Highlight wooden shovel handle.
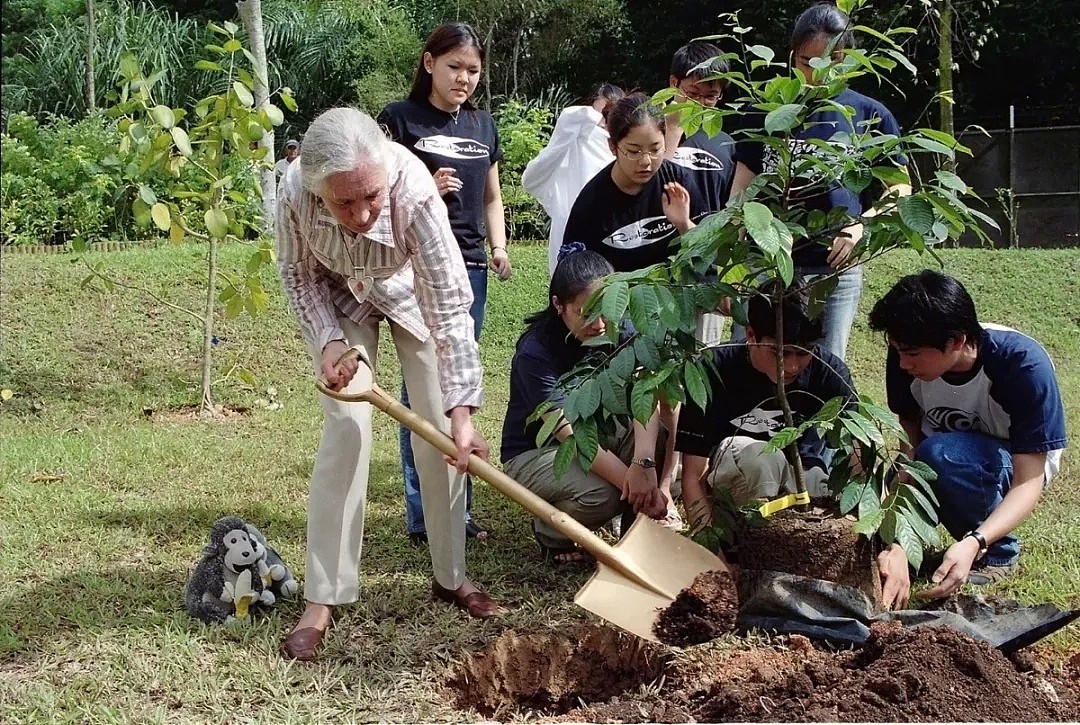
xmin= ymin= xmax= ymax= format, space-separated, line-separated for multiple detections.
xmin=314 ymin=347 xmax=668 ymax=596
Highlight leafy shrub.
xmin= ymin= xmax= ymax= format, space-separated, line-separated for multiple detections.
xmin=0 ymin=112 xmax=139 ymax=245
xmin=494 ymin=97 xmax=553 ymax=241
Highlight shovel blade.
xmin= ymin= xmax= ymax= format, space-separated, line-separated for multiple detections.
xmin=574 ymin=516 xmax=730 ymax=643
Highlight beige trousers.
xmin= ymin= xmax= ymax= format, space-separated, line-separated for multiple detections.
xmin=707 ymin=435 xmax=830 ymax=506
xmin=303 ymin=315 xmax=466 ymax=604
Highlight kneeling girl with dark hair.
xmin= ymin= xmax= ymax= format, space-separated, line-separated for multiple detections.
xmin=500 ymin=251 xmax=668 ymax=564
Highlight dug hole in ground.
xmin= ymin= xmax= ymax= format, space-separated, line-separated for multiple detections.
xmin=442 ymin=508 xmax=1080 ymax=722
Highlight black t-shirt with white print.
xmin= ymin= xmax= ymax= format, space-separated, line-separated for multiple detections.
xmin=378 ymin=98 xmax=503 ymax=267
xmin=562 ymin=159 xmax=712 ymax=272
xmin=672 ymin=129 xmax=735 ymax=212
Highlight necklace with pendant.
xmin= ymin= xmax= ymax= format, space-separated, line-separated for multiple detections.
xmin=450 ymin=108 xmax=460 ymax=125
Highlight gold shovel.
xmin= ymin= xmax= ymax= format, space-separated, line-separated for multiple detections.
xmin=316 ymin=347 xmax=729 ymax=643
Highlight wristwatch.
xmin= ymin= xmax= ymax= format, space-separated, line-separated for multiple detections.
xmin=631 ymin=457 xmax=657 ymax=470
xmin=963 ymin=530 xmax=989 ymax=560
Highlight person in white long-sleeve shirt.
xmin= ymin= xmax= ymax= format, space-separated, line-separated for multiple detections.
xmin=522 ymin=83 xmax=623 ymax=275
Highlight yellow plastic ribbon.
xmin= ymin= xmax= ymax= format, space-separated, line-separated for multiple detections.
xmin=757 ymin=490 xmax=811 ymax=517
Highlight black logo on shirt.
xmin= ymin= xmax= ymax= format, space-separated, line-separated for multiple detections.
xmin=925 ymin=406 xmax=986 ymax=434
xmin=672 ymin=147 xmax=725 ymax=172
xmin=415 ymin=135 xmax=490 ymax=160
xmin=731 ymin=407 xmax=784 ymax=434
xmin=603 ymin=216 xmax=675 ymax=249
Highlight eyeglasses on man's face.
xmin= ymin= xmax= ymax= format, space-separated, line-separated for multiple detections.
xmin=617 ymin=146 xmax=665 ymax=162
xmin=677 ymin=80 xmax=722 ymax=105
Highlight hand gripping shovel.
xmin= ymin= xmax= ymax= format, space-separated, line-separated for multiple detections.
xmin=316 ymin=347 xmax=729 ymax=642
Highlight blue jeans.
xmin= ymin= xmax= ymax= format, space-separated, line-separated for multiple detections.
xmin=916 ymin=432 xmax=1020 ymax=567
xmin=401 ymin=265 xmax=487 ymax=534
xmin=731 ymin=264 xmax=863 ymax=361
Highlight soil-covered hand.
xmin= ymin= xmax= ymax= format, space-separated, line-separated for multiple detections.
xmin=447 ymin=406 xmax=489 ymax=473
xmin=877 ymin=543 xmax=911 ymax=610
xmin=918 ymin=536 xmax=981 ymax=601
xmin=661 ymin=181 xmax=692 ymax=233
xmin=320 ymin=340 xmax=357 ymax=392
xmin=489 ymin=247 xmax=512 ymax=280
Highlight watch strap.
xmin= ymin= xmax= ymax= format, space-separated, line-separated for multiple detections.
xmin=964 ymin=529 xmax=989 ymax=559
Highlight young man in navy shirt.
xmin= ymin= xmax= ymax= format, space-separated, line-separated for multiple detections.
xmin=870 ymin=270 xmax=1067 ymax=609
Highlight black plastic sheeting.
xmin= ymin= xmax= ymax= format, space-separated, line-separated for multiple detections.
xmin=736 ymin=570 xmax=1079 ymax=653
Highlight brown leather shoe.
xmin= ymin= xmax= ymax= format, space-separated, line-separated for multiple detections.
xmin=432 ymin=581 xmax=504 ymax=619
xmin=283 ymin=625 xmax=328 ymax=661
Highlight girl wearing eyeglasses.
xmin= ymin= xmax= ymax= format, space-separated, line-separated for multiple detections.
xmin=561 ymin=92 xmax=712 ymax=273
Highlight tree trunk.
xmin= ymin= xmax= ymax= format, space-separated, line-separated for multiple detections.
xmin=938 ymin=0 xmax=955 ymax=173
xmin=511 ymin=27 xmax=522 ymax=98
xmin=237 ymin=0 xmax=276 ymax=233
xmin=772 ymin=286 xmax=807 ymax=496
xmin=200 ymin=237 xmax=218 ymax=416
xmin=85 ymin=0 xmax=96 ymax=112
xmin=483 ymin=25 xmax=495 ymax=110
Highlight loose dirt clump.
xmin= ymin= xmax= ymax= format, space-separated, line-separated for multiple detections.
xmin=654 ymin=569 xmax=738 ymax=647
xmin=444 ymin=623 xmax=666 ymax=716
xmin=738 ymin=508 xmax=882 ymax=606
xmin=694 ymin=622 xmax=1068 ymax=722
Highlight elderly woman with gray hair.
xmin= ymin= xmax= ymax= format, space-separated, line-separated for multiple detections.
xmin=276 ymin=107 xmax=502 ymax=661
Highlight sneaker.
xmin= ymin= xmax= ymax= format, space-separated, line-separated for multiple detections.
xmin=967 ymin=561 xmax=1015 ymax=586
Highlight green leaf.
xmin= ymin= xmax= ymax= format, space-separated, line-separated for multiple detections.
xmin=575 ymin=378 xmax=601 ymax=418
xmin=535 ymin=410 xmax=562 ymax=447
xmin=763 ymin=427 xmax=800 ymax=453
xmin=226 ymin=295 xmax=245 ymax=318
xmin=170 ymin=127 xmax=193 ymax=157
xmin=894 ymin=515 xmax=924 ymax=572
xmin=629 ymin=285 xmax=660 ymax=335
xmin=747 ymin=45 xmax=775 ymax=63
xmin=858 ymin=482 xmax=882 ymax=520
xmin=169 ymin=223 xmax=185 ymax=244
xmin=852 ymin=507 xmax=885 ymax=535
xmin=610 ymin=345 xmax=636 ymax=380
xmin=909 ymin=135 xmax=956 ymax=158
xmin=882 ymin=49 xmax=917 ymax=76
xmin=630 ymin=380 xmax=656 ymax=426
xmin=232 ymin=81 xmax=254 ymax=107
xmin=150 ymin=105 xmax=176 ymax=129
xmin=742 ymin=201 xmax=775 ymax=249
xmin=204 ymin=208 xmax=229 ymax=239
xmin=264 ymin=104 xmax=284 ymax=126
xmin=775 ymin=250 xmax=794 ymax=286
xmin=839 ymin=481 xmax=866 ymax=515
xmin=683 ymin=361 xmax=709 ymax=410
xmin=223 ymin=38 xmax=243 ymax=53
xmin=194 ymin=60 xmax=223 ymax=72
xmin=871 ymin=165 xmax=911 ymax=187
xmin=279 ymin=89 xmax=298 ymax=113
xmin=599 ymin=371 xmax=628 ymax=415
xmin=934 ymin=170 xmax=968 ymax=193
xmin=574 ymin=416 xmax=600 ymax=469
xmin=138 ymin=185 xmax=157 ymax=205
xmin=764 ymin=103 xmax=802 ymax=134
xmin=917 ymin=128 xmax=971 ymax=155
xmin=602 ymin=280 xmax=630 ymax=324
xmin=633 ymin=336 xmax=661 ymax=370
xmin=553 ymin=438 xmax=577 ymax=479
xmin=898 ymin=195 xmax=935 ymax=234
xmin=150 ymin=203 xmax=171 ymax=231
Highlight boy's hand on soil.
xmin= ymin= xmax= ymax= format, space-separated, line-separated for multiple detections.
xmin=878 ymin=544 xmax=911 ymax=610
xmin=623 ymin=466 xmax=664 ymax=516
xmin=918 ymin=537 xmax=981 ymax=601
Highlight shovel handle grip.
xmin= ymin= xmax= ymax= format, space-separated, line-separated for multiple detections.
xmin=314 ymin=348 xmax=666 ymax=595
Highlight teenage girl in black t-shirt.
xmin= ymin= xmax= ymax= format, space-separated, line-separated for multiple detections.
xmin=561 ymin=93 xmax=711 ymax=273
xmin=379 ymin=23 xmax=510 ymax=543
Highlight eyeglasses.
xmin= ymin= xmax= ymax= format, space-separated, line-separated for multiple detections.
xmin=677 ymin=82 xmax=722 ymax=105
xmin=617 ymin=146 xmax=665 ymax=162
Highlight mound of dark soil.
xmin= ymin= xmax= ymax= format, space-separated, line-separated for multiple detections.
xmin=444 ymin=624 xmax=665 ymax=716
xmin=654 ymin=569 xmax=738 ymax=647
xmin=695 ymin=622 xmax=1068 ymax=722
xmin=738 ymin=508 xmax=882 ymax=606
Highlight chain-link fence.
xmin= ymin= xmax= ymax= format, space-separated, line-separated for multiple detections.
xmin=945 ymin=121 xmax=1079 ymax=248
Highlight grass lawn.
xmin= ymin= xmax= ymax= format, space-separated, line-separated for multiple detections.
xmin=1 ymin=242 xmax=1078 ymax=722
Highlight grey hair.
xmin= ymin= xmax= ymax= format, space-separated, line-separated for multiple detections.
xmin=299 ymin=107 xmax=391 ymax=196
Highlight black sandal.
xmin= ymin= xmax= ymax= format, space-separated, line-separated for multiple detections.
xmin=408 ymin=531 xmax=428 ymax=546
xmin=533 ymin=522 xmax=592 ymax=566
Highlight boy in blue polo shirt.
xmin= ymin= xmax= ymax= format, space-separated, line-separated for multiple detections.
xmin=869 ymin=270 xmax=1066 ymax=609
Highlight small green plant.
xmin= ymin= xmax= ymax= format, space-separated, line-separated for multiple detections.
xmin=536 ymin=0 xmax=998 ymax=568
xmin=494 ymin=97 xmax=553 ymax=240
xmin=77 ymin=20 xmax=295 ymax=416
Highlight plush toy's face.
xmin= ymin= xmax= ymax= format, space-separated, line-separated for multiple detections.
xmin=222 ymin=528 xmax=259 ymax=572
